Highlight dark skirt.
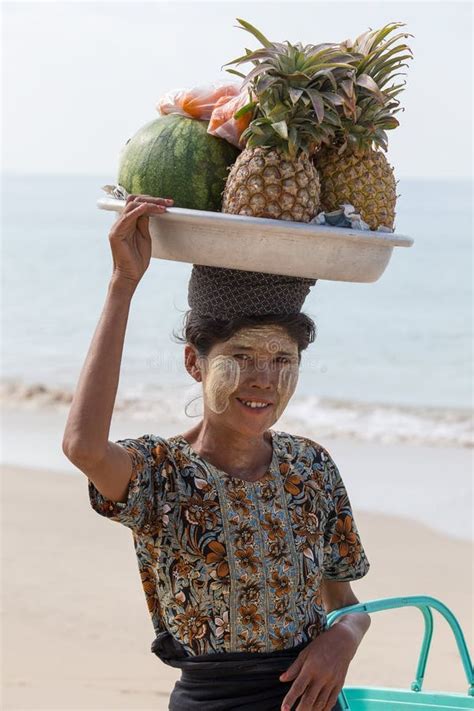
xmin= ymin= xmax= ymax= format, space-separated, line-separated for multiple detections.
xmin=151 ymin=631 xmax=344 ymax=711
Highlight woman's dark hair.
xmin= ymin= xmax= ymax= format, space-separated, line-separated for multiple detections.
xmin=173 ymin=310 xmax=316 ymax=361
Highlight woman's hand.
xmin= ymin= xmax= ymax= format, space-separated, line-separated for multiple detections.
xmin=109 ymin=193 xmax=173 ymax=288
xmin=279 ymin=625 xmax=357 ymax=711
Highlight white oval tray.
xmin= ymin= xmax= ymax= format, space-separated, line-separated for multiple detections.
xmin=97 ymin=197 xmax=413 ymax=283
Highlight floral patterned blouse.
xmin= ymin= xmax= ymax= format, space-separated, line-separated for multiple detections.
xmin=88 ymin=430 xmax=370 ymax=656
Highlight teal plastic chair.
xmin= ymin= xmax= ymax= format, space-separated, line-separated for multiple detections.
xmin=325 ymin=596 xmax=474 ymax=709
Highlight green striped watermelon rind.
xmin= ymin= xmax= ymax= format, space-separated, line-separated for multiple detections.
xmin=118 ymin=114 xmax=240 ymax=212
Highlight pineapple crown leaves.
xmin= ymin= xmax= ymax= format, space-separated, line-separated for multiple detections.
xmin=223 ymin=18 xmax=357 ymax=158
xmin=335 ymin=22 xmax=414 ymax=153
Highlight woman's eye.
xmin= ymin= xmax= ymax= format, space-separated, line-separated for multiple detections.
xmin=234 ymin=354 xmax=292 ymax=364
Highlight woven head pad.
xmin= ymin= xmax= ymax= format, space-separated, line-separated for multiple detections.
xmin=188 ymin=265 xmax=316 ymax=319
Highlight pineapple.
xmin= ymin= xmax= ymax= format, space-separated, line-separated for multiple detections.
xmin=222 ymin=147 xmax=319 ymax=222
xmin=315 ymin=23 xmax=413 ymax=230
xmin=222 ymin=19 xmax=355 ymax=222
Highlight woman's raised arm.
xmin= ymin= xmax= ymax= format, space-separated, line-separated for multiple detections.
xmin=62 ymin=195 xmax=172 ymax=486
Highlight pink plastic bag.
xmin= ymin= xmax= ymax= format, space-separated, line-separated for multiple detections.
xmin=207 ymin=90 xmax=255 ymax=149
xmin=156 ymin=82 xmax=240 ymax=120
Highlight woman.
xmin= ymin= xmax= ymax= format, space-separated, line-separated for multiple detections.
xmin=63 ymin=194 xmax=371 ymax=711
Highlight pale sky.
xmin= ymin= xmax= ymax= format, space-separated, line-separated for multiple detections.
xmin=2 ymin=0 xmax=472 ymax=178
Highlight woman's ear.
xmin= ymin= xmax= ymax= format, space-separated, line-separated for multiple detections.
xmin=184 ymin=344 xmax=203 ymax=382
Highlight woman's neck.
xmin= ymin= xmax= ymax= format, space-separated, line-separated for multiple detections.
xmin=180 ymin=420 xmax=273 ymax=482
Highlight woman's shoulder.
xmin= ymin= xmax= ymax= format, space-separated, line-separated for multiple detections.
xmin=272 ymin=430 xmax=337 ymax=498
xmin=114 ymin=434 xmax=197 ymax=490
xmin=115 ymin=433 xmax=175 ymax=468
xmin=135 ymin=433 xmax=202 ymax=471
xmin=272 ymin=429 xmax=334 ymax=465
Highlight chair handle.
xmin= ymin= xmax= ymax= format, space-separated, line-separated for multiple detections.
xmin=325 ymin=595 xmax=474 ymax=699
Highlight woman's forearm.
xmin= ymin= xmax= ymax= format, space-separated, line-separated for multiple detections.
xmin=62 ymin=276 xmax=137 ymax=463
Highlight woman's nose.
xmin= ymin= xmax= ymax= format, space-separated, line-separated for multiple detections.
xmin=245 ymin=361 xmax=274 ymax=388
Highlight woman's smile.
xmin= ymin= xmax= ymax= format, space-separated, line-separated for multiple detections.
xmin=236 ymin=396 xmax=274 ymax=413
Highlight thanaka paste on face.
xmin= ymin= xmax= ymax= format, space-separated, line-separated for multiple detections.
xmin=200 ymin=355 xmax=241 ymax=414
xmin=200 ymin=326 xmax=299 ymax=417
xmin=274 ymin=363 xmax=299 ymax=420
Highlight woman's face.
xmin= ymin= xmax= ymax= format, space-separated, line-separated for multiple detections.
xmin=195 ymin=326 xmax=300 ymax=434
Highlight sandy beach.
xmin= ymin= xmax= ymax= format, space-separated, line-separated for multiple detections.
xmin=3 ymin=435 xmax=472 ymax=710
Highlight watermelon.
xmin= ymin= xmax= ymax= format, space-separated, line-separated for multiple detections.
xmin=117 ymin=114 xmax=240 ymax=211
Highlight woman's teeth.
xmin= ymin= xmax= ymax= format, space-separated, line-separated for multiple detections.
xmin=239 ymin=399 xmax=270 ymax=409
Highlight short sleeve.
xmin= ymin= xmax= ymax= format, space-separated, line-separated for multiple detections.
xmin=88 ymin=434 xmax=166 ymax=534
xmin=321 ymin=451 xmax=370 ymax=582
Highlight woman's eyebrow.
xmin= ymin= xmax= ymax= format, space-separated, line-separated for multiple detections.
xmin=231 ymin=344 xmax=295 ymax=357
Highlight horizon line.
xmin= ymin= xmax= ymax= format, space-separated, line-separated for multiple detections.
xmin=2 ymin=172 xmax=472 ymax=182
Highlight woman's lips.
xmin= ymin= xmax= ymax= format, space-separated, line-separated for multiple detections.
xmin=236 ymin=397 xmax=273 ymax=414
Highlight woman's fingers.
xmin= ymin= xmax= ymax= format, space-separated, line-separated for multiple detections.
xmin=295 ymin=684 xmax=340 ymax=711
xmin=110 ymin=202 xmax=161 ymax=235
xmin=321 ymin=689 xmax=341 ymax=711
xmin=281 ymin=674 xmax=311 ymax=711
xmin=123 ymin=202 xmax=166 ymax=219
xmin=121 ymin=194 xmax=173 ymax=219
xmin=125 ymin=193 xmax=173 ymax=207
xmin=294 ymin=680 xmax=321 ymax=710
xmin=280 ymin=655 xmax=304 ymax=683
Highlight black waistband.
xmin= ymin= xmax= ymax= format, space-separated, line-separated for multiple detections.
xmin=153 ymin=632 xmax=344 ymax=711
xmin=151 ymin=630 xmax=310 ymax=674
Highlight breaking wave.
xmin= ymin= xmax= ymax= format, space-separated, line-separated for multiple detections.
xmin=1 ymin=378 xmax=471 ymax=448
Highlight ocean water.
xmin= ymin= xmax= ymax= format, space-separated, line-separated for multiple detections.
xmin=1 ymin=174 xmax=472 ymax=447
